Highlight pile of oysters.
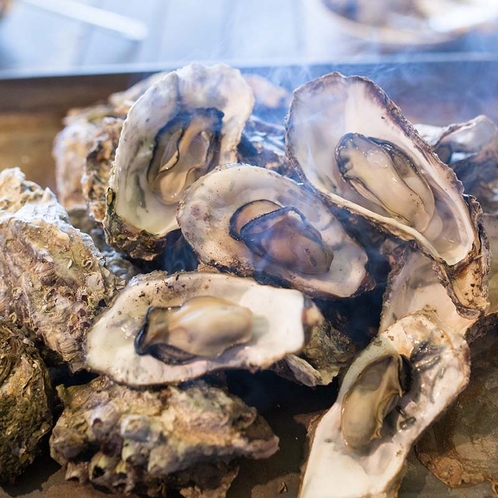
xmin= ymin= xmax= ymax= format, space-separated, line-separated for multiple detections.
xmin=1 ymin=62 xmax=498 ymax=497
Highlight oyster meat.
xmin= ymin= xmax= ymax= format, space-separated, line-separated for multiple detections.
xmin=286 ymin=72 xmax=489 ymax=317
xmin=0 ymin=320 xmax=53 ymax=483
xmin=0 ymin=168 xmax=118 ymax=370
xmin=177 ymin=163 xmax=372 ymax=299
xmin=104 ymin=63 xmax=255 ymax=260
xmin=300 ymin=311 xmax=470 ymax=498
xmin=50 ymin=376 xmax=278 ymax=497
xmin=85 ymin=271 xmax=324 ymax=386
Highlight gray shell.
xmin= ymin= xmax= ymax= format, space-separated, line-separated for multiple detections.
xmin=50 ymin=376 xmax=278 ymax=497
xmin=0 ymin=320 xmax=53 ymax=484
xmin=0 ymin=168 xmax=118 ymax=370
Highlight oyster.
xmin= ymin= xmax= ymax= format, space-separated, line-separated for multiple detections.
xmin=85 ymin=271 xmax=323 ymax=386
xmin=53 ymin=103 xmax=120 ymax=210
xmin=0 ymin=320 xmax=53 ymax=483
xmin=417 ymin=115 xmax=498 ymax=214
xmin=177 ymin=164 xmax=372 ymax=299
xmin=81 ymin=116 xmax=123 ymax=223
xmin=300 ymin=311 xmax=470 ymax=498
xmin=286 ymin=72 xmax=489 ymax=317
xmin=104 ymin=63 xmax=255 ymax=260
xmin=50 ymin=376 xmax=278 ymax=497
xmin=0 ymin=168 xmax=118 ymax=370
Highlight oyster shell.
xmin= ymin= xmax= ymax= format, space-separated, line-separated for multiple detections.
xmin=85 ymin=271 xmax=323 ymax=386
xmin=50 ymin=376 xmax=278 ymax=497
xmin=81 ymin=116 xmax=123 ymax=223
xmin=300 ymin=311 xmax=470 ymax=498
xmin=0 ymin=168 xmax=118 ymax=370
xmin=415 ymin=330 xmax=498 ymax=493
xmin=417 ymin=115 xmax=498 ymax=215
xmin=104 ymin=63 xmax=255 ymax=260
xmin=53 ymin=104 xmax=119 ymax=210
xmin=0 ymin=320 xmax=53 ymax=483
xmin=286 ymin=72 xmax=489 ymax=317
xmin=177 ymin=163 xmax=372 ymax=299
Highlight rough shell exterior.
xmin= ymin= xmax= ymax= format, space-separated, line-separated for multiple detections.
xmin=0 ymin=168 xmax=118 ymax=370
xmin=82 ymin=117 xmax=123 ymax=223
xmin=50 ymin=376 xmax=279 ymax=497
xmin=0 ymin=320 xmax=53 ymax=483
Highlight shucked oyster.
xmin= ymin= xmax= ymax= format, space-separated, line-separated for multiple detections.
xmin=85 ymin=271 xmax=323 ymax=386
xmin=300 ymin=311 xmax=470 ymax=498
xmin=0 ymin=320 xmax=53 ymax=483
xmin=177 ymin=164 xmax=372 ymax=299
xmin=286 ymin=72 xmax=489 ymax=317
xmin=0 ymin=168 xmax=118 ymax=370
xmin=50 ymin=376 xmax=278 ymax=497
xmin=104 ymin=63 xmax=255 ymax=260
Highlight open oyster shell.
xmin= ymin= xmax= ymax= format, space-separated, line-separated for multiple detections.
xmin=286 ymin=72 xmax=489 ymax=317
xmin=300 ymin=311 xmax=470 ymax=498
xmin=0 ymin=168 xmax=118 ymax=370
xmin=50 ymin=376 xmax=278 ymax=497
xmin=104 ymin=63 xmax=255 ymax=260
xmin=85 ymin=271 xmax=323 ymax=386
xmin=0 ymin=320 xmax=53 ymax=484
xmin=177 ymin=163 xmax=372 ymax=299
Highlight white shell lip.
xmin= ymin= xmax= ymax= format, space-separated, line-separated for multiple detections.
xmin=177 ymin=163 xmax=372 ymax=299
xmin=286 ymin=71 xmax=476 ymax=268
xmin=85 ymin=271 xmax=321 ymax=386
xmin=107 ymin=63 xmax=255 ymax=238
xmin=299 ymin=310 xmax=470 ymax=498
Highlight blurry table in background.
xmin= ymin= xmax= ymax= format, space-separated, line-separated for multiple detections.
xmin=1 ymin=0 xmax=498 ymax=77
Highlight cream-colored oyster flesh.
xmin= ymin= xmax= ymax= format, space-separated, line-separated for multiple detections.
xmin=85 ymin=271 xmax=323 ymax=386
xmin=0 ymin=168 xmax=118 ymax=370
xmin=50 ymin=376 xmax=278 ymax=497
xmin=300 ymin=311 xmax=470 ymax=498
xmin=286 ymin=72 xmax=489 ymax=317
xmin=177 ymin=163 xmax=372 ymax=299
xmin=104 ymin=63 xmax=255 ymax=260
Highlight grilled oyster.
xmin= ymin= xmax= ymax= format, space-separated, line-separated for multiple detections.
xmin=0 ymin=321 xmax=53 ymax=483
xmin=177 ymin=164 xmax=372 ymax=299
xmin=50 ymin=376 xmax=278 ymax=497
xmin=104 ymin=63 xmax=255 ymax=260
xmin=300 ymin=311 xmax=470 ymax=498
xmin=0 ymin=168 xmax=118 ymax=370
xmin=286 ymin=72 xmax=489 ymax=317
xmin=417 ymin=115 xmax=498 ymax=215
xmin=85 ymin=271 xmax=323 ymax=386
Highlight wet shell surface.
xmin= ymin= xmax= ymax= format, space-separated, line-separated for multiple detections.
xmin=85 ymin=271 xmax=323 ymax=386
xmin=177 ymin=163 xmax=372 ymax=299
xmin=104 ymin=63 xmax=255 ymax=260
xmin=300 ymin=311 xmax=470 ymax=498
xmin=286 ymin=72 xmax=489 ymax=317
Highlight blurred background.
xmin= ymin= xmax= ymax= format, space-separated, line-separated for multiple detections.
xmin=1 ymin=0 xmax=498 ymax=77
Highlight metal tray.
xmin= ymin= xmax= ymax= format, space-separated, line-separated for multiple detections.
xmin=0 ymin=56 xmax=497 ymax=498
